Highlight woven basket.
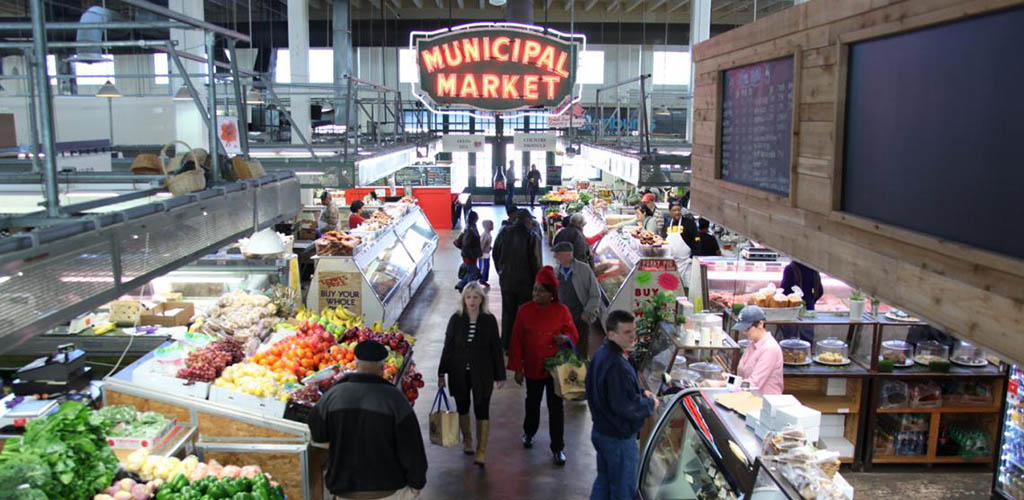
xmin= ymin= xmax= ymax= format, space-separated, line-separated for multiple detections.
xmin=160 ymin=141 xmax=206 ymax=196
xmin=130 ymin=153 xmax=163 ymax=175
xmin=232 ymin=155 xmax=266 ymax=180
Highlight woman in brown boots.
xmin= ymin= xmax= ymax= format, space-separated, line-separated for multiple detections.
xmin=438 ymin=281 xmax=507 ymax=466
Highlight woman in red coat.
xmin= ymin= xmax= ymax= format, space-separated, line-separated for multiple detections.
xmin=507 ymin=266 xmax=579 ymax=466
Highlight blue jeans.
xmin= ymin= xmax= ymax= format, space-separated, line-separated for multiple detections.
xmin=480 ymin=257 xmax=490 ymax=284
xmin=456 ymin=258 xmax=480 ymax=291
xmin=590 ymin=430 xmax=639 ymax=500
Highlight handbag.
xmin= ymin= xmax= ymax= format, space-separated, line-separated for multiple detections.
xmin=428 ymin=388 xmax=460 ymax=447
xmin=453 ymin=231 xmax=464 ymax=249
xmin=457 ymin=262 xmax=467 ymax=280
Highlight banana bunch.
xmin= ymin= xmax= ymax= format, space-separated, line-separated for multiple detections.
xmin=295 ymin=306 xmax=363 ymax=333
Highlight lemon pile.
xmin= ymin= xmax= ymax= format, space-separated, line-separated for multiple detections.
xmin=214 ymin=362 xmax=297 ymax=400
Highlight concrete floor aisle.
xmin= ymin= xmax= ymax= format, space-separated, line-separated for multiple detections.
xmin=396 ymin=205 xmax=598 ymax=500
xmin=393 ymin=205 xmax=993 ymax=500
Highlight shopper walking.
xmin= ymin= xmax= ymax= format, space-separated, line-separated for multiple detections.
xmin=438 ymin=282 xmax=506 ymax=466
xmin=492 ymin=209 xmax=542 ymax=350
xmin=734 ymin=306 xmax=784 ymax=395
xmin=586 ymin=310 xmax=658 ymax=500
xmin=507 ymin=266 xmax=580 ymax=466
xmin=309 ymin=341 xmax=427 ymax=500
xmin=526 ymin=164 xmax=542 ymax=206
xmin=455 ymin=211 xmax=482 ymax=292
xmin=553 ymin=213 xmax=598 ymax=265
xmin=505 ymin=161 xmax=517 ymax=214
xmin=552 ymin=241 xmax=604 ymax=359
xmin=479 ymin=219 xmax=494 ymax=287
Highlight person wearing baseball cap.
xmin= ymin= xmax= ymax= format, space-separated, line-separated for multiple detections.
xmin=733 ymin=306 xmax=784 ymax=395
xmin=309 ymin=340 xmax=428 ymax=499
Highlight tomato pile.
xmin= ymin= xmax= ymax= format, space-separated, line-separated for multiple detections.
xmin=250 ymin=321 xmax=356 ymax=379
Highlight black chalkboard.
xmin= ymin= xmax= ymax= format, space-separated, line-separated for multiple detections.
xmin=719 ymin=56 xmax=795 ymax=196
xmin=395 ymin=167 xmax=424 ymax=186
xmin=842 ymin=6 xmax=1024 ymax=261
xmin=546 ymin=164 xmax=562 ymax=187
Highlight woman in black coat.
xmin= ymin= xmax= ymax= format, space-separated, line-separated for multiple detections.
xmin=438 ymin=281 xmax=506 ymax=467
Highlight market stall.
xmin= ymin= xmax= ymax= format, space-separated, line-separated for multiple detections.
xmin=307 ymin=204 xmax=438 ymax=329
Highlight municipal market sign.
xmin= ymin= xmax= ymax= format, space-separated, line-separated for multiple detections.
xmin=411 ymin=23 xmax=585 ymax=117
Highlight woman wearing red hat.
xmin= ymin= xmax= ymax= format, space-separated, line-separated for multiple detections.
xmin=507 ymin=266 xmax=580 ymax=466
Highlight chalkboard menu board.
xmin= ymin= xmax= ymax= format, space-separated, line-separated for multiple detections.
xmin=423 ymin=166 xmax=451 ymax=186
xmin=719 ymin=56 xmax=795 ymax=196
xmin=546 ymin=164 xmax=562 ymax=187
xmin=395 ymin=167 xmax=423 ymax=186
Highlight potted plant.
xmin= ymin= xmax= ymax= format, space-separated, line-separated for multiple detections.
xmin=870 ymin=296 xmax=881 ymax=318
xmin=849 ymin=289 xmax=866 ymax=321
xmin=633 ymin=291 xmax=684 ymax=370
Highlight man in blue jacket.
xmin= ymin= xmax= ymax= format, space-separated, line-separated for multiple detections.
xmin=585 ymin=310 xmax=659 ymax=500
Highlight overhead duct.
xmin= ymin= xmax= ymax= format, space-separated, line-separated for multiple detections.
xmin=69 ymin=6 xmax=125 ymax=63
xmin=505 ymin=0 xmax=534 ymax=25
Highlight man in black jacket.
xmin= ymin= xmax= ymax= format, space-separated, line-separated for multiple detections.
xmin=309 ymin=341 xmax=427 ymax=499
xmin=492 ymin=209 xmax=541 ymax=350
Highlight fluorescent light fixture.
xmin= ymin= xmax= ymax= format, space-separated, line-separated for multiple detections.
xmin=151 ymin=275 xmax=245 ymax=284
xmin=95 ymin=80 xmax=122 ymax=98
xmin=656 ymin=105 xmax=671 ymax=116
xmin=248 ymin=150 xmax=339 ymax=159
xmin=173 ymin=85 xmax=195 ymax=100
xmin=66 ymin=191 xmax=120 ymax=198
xmin=245 ymin=88 xmax=264 ymax=104
xmin=294 ymin=171 xmax=323 ymax=175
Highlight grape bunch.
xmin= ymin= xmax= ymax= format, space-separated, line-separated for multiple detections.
xmin=177 ymin=340 xmax=244 ymax=383
xmin=290 ymin=385 xmax=322 ymax=407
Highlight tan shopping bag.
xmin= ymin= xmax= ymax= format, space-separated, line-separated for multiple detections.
xmin=429 ymin=388 xmax=459 ymax=447
xmin=552 ymin=362 xmax=587 ymax=401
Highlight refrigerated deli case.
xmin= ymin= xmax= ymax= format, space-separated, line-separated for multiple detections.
xmin=640 ymin=388 xmax=858 ymax=500
xmin=994 ymin=365 xmax=1024 ymax=500
xmin=307 ymin=207 xmax=438 ymax=328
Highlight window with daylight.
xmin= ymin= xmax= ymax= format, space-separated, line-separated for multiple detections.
xmin=73 ymin=54 xmax=115 ymax=86
xmin=652 ymin=51 xmax=690 ymax=86
xmin=46 ymin=55 xmax=57 ymax=85
xmin=275 ymin=49 xmax=335 ymax=83
xmin=154 ymin=53 xmax=169 ymax=85
xmin=399 ymin=49 xmax=417 ymax=84
xmin=578 ymin=50 xmax=604 ymax=85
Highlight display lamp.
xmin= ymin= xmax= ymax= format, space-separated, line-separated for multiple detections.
xmin=95 ymin=80 xmax=122 ymax=98
xmin=656 ymin=105 xmax=671 ymax=116
xmin=173 ymin=85 xmax=195 ymax=101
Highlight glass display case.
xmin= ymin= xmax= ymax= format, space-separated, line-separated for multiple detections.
xmin=814 ymin=338 xmax=850 ymax=365
xmin=913 ymin=340 xmax=949 ymax=365
xmin=880 ymin=339 xmax=914 ymax=367
xmin=699 ymin=257 xmax=855 ymax=315
xmin=780 ymin=339 xmax=811 ymax=366
xmin=143 ymin=253 xmax=297 ymax=307
xmin=396 ymin=208 xmax=439 ymax=262
xmin=593 ymin=230 xmax=641 ymax=300
xmin=358 ymin=231 xmax=416 ymax=303
xmin=994 ymin=365 xmax=1024 ymax=500
xmin=950 ymin=340 xmax=987 ymax=367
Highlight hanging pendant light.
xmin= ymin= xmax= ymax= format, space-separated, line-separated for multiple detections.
xmin=95 ymin=80 xmax=122 ymax=98
xmin=173 ymin=85 xmax=195 ymax=100
xmin=655 ymin=105 xmax=671 ymax=116
xmin=245 ymin=88 xmax=264 ymax=105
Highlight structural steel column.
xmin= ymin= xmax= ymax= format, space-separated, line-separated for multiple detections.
xmin=333 ymin=0 xmax=355 ymax=128
xmin=288 ymin=0 xmax=312 ymax=146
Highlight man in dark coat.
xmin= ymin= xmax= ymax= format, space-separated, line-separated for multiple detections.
xmin=492 ymin=209 xmax=542 ymax=350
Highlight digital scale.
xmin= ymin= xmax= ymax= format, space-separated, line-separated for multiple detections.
xmin=11 ymin=343 xmax=92 ymax=396
xmin=740 ymin=247 xmax=780 ymax=261
xmin=0 ymin=394 xmax=59 ymax=430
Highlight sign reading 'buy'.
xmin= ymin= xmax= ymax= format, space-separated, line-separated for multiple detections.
xmin=415 ymin=25 xmax=579 ymax=112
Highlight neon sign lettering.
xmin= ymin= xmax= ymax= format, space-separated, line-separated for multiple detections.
xmin=412 ymin=24 xmax=582 ymax=114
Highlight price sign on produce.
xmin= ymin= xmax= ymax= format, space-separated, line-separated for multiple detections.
xmin=318 ymin=271 xmax=362 ymax=313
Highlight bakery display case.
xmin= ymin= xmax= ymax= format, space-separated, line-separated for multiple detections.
xmin=951 ymin=340 xmax=987 ymax=367
xmin=699 ymin=257 xmax=856 ymax=316
xmin=914 ymin=340 xmax=949 ymax=365
xmin=780 ymin=339 xmax=811 ymax=366
xmin=306 ymin=207 xmax=436 ymax=329
xmin=814 ymin=338 xmax=850 ymax=366
xmin=880 ymin=340 xmax=914 ymax=368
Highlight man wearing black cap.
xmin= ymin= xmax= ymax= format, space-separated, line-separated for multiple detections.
xmin=492 ymin=209 xmax=542 ymax=351
xmin=309 ymin=341 xmax=428 ymax=499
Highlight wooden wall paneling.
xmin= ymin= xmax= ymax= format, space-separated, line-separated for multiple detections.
xmin=797 ymin=122 xmax=833 ymax=159
xmin=799 ymin=65 xmax=836 ymax=104
xmin=831 ymin=42 xmax=849 ymax=211
xmin=789 ymin=48 xmax=803 ymax=208
xmin=799 ymin=102 xmax=834 ymax=122
xmin=697 ymin=26 xmax=832 ymax=75
xmin=835 ymin=0 xmax=1024 ymax=45
xmin=801 ymin=46 xmax=837 ymax=68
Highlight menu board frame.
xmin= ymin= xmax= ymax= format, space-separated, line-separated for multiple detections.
xmin=714 ymin=49 xmax=801 ymax=206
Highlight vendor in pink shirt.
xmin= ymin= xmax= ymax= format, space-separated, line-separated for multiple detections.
xmin=733 ymin=306 xmax=784 ymax=395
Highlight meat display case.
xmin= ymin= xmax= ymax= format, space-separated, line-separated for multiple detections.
xmin=698 ymin=256 xmax=856 ymax=316
xmin=306 ymin=206 xmax=437 ymax=329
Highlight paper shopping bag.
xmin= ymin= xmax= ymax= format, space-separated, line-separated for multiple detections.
xmin=552 ymin=362 xmax=587 ymax=401
xmin=429 ymin=388 xmax=459 ymax=447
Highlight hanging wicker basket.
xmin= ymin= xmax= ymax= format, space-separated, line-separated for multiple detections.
xmin=130 ymin=153 xmax=163 ymax=175
xmin=160 ymin=140 xmax=206 ymax=196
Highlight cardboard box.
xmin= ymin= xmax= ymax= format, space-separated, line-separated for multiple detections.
xmin=106 ymin=418 xmax=176 ymax=450
xmin=208 ymin=385 xmax=286 ymax=418
xmin=820 ymin=436 xmax=856 ymax=459
xmin=140 ymin=301 xmax=195 ymax=327
xmin=760 ymin=394 xmax=800 ymax=428
xmin=132 ymin=360 xmax=209 ymax=399
xmin=802 ymin=425 xmax=820 ymax=444
xmin=745 ymin=409 xmax=760 ymax=430
xmin=775 ymin=404 xmax=822 ymax=430
xmin=821 ymin=414 xmax=846 ymax=427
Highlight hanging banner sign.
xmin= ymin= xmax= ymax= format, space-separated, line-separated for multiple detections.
xmin=442 ymin=134 xmax=485 ymax=152
xmin=514 ymin=133 xmax=557 ymax=151
xmin=216 ymin=116 xmax=242 ymax=155
xmin=412 ymin=23 xmax=584 ymax=116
